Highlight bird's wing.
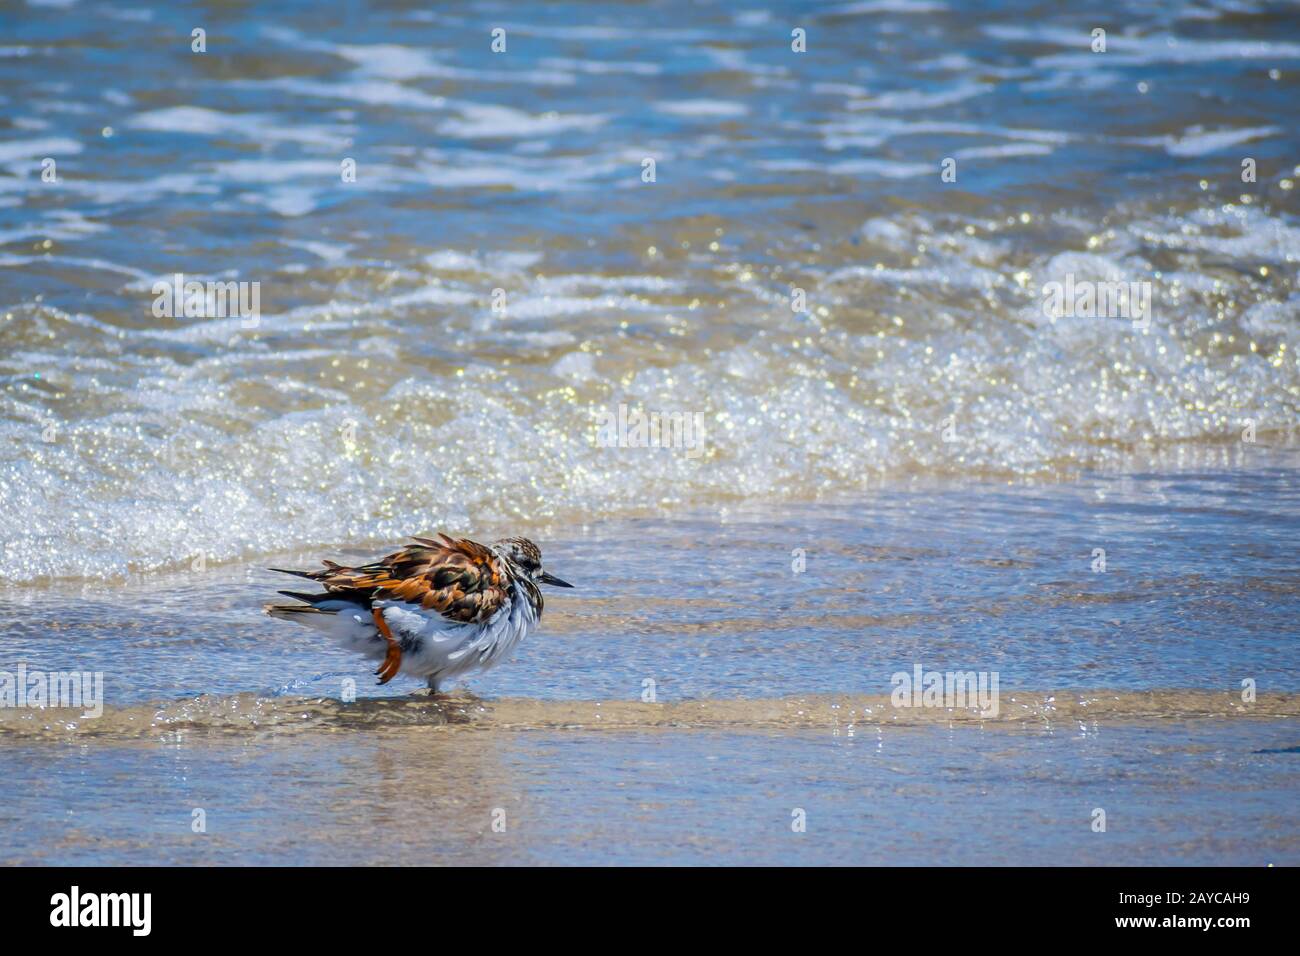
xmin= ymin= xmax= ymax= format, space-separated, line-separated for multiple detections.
xmin=306 ymin=534 xmax=511 ymax=623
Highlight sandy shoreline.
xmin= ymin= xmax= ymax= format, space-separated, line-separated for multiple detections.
xmin=1 ymin=688 xmax=1295 ymax=742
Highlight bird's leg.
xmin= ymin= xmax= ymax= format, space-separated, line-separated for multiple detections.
xmin=372 ymin=607 xmax=402 ymax=685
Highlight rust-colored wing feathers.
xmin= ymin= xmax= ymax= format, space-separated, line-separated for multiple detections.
xmin=300 ymin=534 xmax=510 ymax=623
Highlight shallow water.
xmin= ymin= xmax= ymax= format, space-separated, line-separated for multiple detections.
xmin=3 ymin=719 xmax=1297 ymax=866
xmin=1 ymin=0 xmax=1298 ymax=864
xmin=2 ymin=454 xmax=1297 ymax=705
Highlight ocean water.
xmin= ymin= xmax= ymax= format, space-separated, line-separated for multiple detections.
xmin=1 ymin=0 xmax=1298 ymax=865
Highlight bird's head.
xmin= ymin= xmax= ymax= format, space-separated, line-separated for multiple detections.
xmin=493 ymin=536 xmax=573 ymax=589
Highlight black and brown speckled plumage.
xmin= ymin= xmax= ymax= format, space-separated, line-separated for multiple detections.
xmin=275 ymin=533 xmax=519 ymax=623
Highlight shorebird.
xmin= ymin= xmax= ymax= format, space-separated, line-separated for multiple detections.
xmin=264 ymin=534 xmax=572 ymax=693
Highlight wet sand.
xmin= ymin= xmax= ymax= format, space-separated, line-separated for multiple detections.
xmin=1 ymin=706 xmax=1294 ymax=866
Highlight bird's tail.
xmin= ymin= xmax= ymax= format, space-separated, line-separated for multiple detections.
xmin=268 ymin=566 xmax=319 ymax=580
xmin=263 ymin=603 xmax=329 ymax=621
xmin=264 ymin=593 xmax=381 ymax=654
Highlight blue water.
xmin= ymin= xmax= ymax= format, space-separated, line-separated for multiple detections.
xmin=2 ymin=0 xmax=1297 ymax=583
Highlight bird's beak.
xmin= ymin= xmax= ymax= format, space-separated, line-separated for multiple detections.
xmin=538 ymin=571 xmax=574 ymax=588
